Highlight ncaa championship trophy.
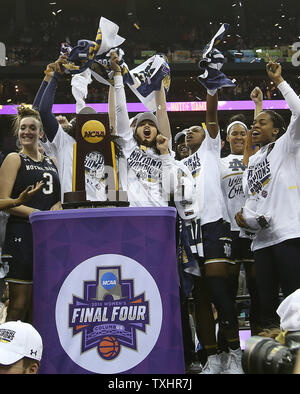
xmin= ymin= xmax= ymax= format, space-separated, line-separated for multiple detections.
xmin=63 ymin=107 xmax=129 ymax=209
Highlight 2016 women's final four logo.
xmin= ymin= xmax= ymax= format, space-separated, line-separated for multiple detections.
xmin=55 ymin=254 xmax=162 ymax=374
xmin=69 ymin=266 xmax=149 ymax=360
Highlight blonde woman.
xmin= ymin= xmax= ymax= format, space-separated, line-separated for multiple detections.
xmin=0 ymin=105 xmax=61 ymax=323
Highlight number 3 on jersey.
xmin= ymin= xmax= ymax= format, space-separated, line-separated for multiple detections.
xmin=43 ymin=172 xmax=53 ymax=195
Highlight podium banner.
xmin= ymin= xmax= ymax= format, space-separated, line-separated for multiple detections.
xmin=30 ymin=207 xmax=185 ymax=374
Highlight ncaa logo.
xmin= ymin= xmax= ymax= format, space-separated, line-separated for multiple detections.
xmin=81 ymin=120 xmax=106 ymax=143
xmin=101 ymin=272 xmax=117 ymax=290
xmin=55 ymin=254 xmax=163 ymax=374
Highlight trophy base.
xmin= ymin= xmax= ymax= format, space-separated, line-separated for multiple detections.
xmin=64 ymin=191 xmax=87 ymax=203
xmin=62 ymin=200 xmax=130 ymax=209
xmin=62 ymin=190 xmax=130 ymax=209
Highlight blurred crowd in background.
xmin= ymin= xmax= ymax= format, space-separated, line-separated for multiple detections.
xmin=0 ymin=0 xmax=300 ymax=104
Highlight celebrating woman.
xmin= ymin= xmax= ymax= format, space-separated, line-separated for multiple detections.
xmin=0 ymin=105 xmax=61 ymax=323
xmin=235 ymin=59 xmax=300 ymax=329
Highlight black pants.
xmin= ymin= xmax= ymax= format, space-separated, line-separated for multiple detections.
xmin=253 ymin=237 xmax=300 ymax=329
xmin=179 ymin=288 xmax=196 ymax=365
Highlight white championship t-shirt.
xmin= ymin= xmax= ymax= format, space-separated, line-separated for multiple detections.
xmin=119 ymin=139 xmax=172 ymax=207
xmin=243 ymin=81 xmax=300 ymax=251
xmin=114 ymin=74 xmax=181 ymax=207
xmin=181 ymin=131 xmax=224 ymax=226
xmin=220 ymin=154 xmax=247 ymax=232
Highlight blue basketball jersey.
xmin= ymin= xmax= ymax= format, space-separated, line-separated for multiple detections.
xmin=10 ymin=153 xmax=61 ymax=214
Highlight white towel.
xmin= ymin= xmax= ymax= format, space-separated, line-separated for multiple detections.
xmin=71 ymin=68 xmax=92 ymax=113
xmin=96 ymin=17 xmax=125 ymax=56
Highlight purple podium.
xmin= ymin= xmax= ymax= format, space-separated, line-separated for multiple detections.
xmin=30 ymin=207 xmax=185 ymax=374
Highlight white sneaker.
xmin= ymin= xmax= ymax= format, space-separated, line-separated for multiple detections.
xmin=222 ymin=348 xmax=244 ymax=374
xmin=186 ymin=361 xmax=202 ymax=373
xmin=199 ymin=354 xmax=223 ymax=374
xmin=219 ymin=351 xmax=229 ymax=371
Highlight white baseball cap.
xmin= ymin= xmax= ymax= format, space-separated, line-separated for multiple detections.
xmin=277 ymin=289 xmax=300 ymax=332
xmin=0 ymin=320 xmax=43 ymax=365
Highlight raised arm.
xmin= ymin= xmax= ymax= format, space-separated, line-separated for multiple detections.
xmin=38 ymin=74 xmax=60 ymax=142
xmin=250 ymin=86 xmax=263 ymax=119
xmin=266 ymin=55 xmax=284 ymax=88
xmin=38 ymin=57 xmax=67 ymax=142
xmin=266 ymin=57 xmax=300 ymax=148
xmin=155 ymin=84 xmax=171 ymax=140
xmin=108 ymin=85 xmax=116 ymax=135
xmin=266 ymin=55 xmax=300 ymax=117
xmin=32 ymin=63 xmax=55 ymax=109
xmin=266 ymin=55 xmax=300 ymax=116
xmin=110 ymin=51 xmax=132 ymax=141
xmin=206 ymin=91 xmax=219 ymax=139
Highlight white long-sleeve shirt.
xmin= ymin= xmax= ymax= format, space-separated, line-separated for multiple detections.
xmin=220 ymin=154 xmax=246 ymax=232
xmin=114 ymin=74 xmax=190 ymax=207
xmin=181 ymin=131 xmax=224 ymax=226
xmin=243 ymin=81 xmax=300 ymax=251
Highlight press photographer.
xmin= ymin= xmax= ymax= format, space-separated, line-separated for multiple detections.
xmin=242 ymin=289 xmax=300 ymax=374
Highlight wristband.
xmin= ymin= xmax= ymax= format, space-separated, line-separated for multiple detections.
xmin=207 ymin=89 xmax=218 ymax=96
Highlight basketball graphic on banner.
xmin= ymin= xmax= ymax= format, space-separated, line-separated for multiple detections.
xmin=55 ymin=254 xmax=163 ymax=374
xmin=98 ymin=336 xmax=120 ymax=360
